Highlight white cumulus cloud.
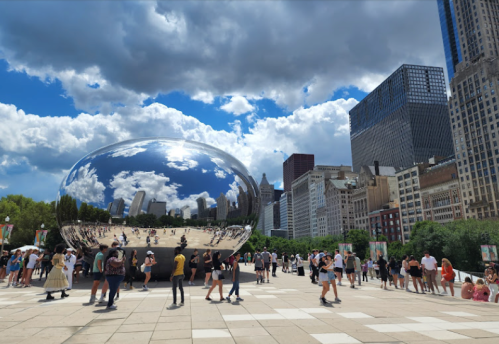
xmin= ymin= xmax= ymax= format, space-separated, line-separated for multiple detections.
xmin=64 ymin=163 xmax=106 ymax=203
xmin=220 ymin=96 xmax=255 ymax=116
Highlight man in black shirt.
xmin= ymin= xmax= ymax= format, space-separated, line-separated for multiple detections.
xmin=0 ymin=250 xmax=10 ymax=281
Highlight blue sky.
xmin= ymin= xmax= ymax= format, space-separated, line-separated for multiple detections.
xmin=0 ymin=1 xmax=446 ymax=203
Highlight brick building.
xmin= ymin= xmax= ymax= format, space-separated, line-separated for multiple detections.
xmin=368 ymin=208 xmax=402 ymax=243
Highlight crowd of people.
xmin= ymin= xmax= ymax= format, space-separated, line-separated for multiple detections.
xmin=1 ymin=244 xmax=498 ymax=309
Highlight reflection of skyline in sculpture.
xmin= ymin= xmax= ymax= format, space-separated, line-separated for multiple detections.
xmin=216 ymin=193 xmax=228 ymax=220
xmin=129 ymin=191 xmax=146 ymax=217
xmin=196 ymin=197 xmax=208 ymax=219
xmin=257 ymin=173 xmax=274 ymax=231
xmin=147 ymin=198 xmax=166 ymax=218
xmin=180 ymin=206 xmax=191 ymax=219
xmin=110 ymin=198 xmax=125 ymax=218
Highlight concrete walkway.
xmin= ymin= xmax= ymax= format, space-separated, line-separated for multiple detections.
xmin=0 ymin=264 xmax=498 ymax=343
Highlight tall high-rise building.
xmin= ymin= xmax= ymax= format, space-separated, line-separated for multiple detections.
xmin=283 ymin=154 xmax=315 ymax=192
xmin=279 ymin=192 xmax=293 ymax=238
xmin=196 ymin=197 xmax=208 ymax=219
xmin=257 ymin=173 xmax=274 ymax=232
xmin=128 ymin=191 xmax=146 ymax=217
xmin=445 ymin=0 xmax=499 ymax=220
xmin=437 ymin=0 xmax=462 ymax=81
xmin=147 ymin=198 xmax=166 ymax=218
xmin=180 ymin=206 xmax=191 ymax=219
xmin=110 ymin=198 xmax=125 ymax=218
xmin=216 ymin=193 xmax=228 ymax=220
xmin=349 ymin=64 xmax=453 ymax=172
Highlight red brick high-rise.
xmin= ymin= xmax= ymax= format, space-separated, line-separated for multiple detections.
xmin=283 ymin=154 xmax=315 ymax=192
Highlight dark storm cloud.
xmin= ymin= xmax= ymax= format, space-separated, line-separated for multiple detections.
xmin=0 ymin=1 xmax=445 ymax=110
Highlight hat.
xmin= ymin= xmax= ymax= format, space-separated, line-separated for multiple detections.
xmin=67 ymin=248 xmax=73 ymax=251
xmin=147 ymin=251 xmax=154 ymax=255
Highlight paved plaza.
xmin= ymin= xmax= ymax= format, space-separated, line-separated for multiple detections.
xmin=1 ymin=264 xmax=499 ymax=344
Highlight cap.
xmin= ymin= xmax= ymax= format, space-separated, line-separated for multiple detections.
xmin=67 ymin=248 xmax=73 ymax=251
xmin=147 ymin=251 xmax=154 ymax=255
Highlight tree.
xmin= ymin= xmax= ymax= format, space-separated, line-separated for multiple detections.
xmin=346 ymin=229 xmax=370 ymax=260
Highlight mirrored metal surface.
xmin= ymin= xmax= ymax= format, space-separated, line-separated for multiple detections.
xmin=56 ymin=137 xmax=259 ymax=278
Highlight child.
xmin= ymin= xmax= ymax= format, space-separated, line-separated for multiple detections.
xmin=226 ymin=252 xmax=243 ymax=302
xmin=423 ymin=274 xmax=429 ymax=292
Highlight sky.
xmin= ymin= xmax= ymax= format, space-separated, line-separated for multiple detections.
xmin=0 ymin=1 xmax=448 ymax=203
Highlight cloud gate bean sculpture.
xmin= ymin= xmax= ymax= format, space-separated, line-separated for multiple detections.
xmin=56 ymin=137 xmax=259 ymax=279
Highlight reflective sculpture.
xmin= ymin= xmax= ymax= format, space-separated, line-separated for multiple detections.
xmin=56 ymin=138 xmax=259 ymax=278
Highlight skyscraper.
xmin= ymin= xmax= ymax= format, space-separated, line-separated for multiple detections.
xmin=147 ymin=198 xmax=166 ymax=218
xmin=216 ymin=193 xmax=228 ymax=220
xmin=196 ymin=197 xmax=208 ymax=219
xmin=110 ymin=198 xmax=125 ymax=218
xmin=437 ymin=0 xmax=462 ymax=81
xmin=256 ymin=173 xmax=274 ymax=232
xmin=444 ymin=0 xmax=499 ymax=220
xmin=180 ymin=205 xmax=191 ymax=219
xmin=283 ymin=154 xmax=315 ymax=192
xmin=349 ymin=64 xmax=453 ymax=172
xmin=128 ymin=191 xmax=146 ymax=217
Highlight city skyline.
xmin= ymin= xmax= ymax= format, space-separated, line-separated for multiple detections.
xmin=0 ymin=1 xmax=450 ymax=203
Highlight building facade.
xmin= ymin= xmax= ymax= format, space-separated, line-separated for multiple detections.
xmin=216 ymin=193 xmax=228 ymax=221
xmin=147 ymin=199 xmax=166 ymax=219
xmin=349 ymin=64 xmax=454 ymax=172
xmin=257 ymin=173 xmax=274 ymax=231
xmin=279 ymin=192 xmax=293 ymax=239
xmin=264 ymin=201 xmax=280 ymax=236
xmin=180 ymin=205 xmax=190 ymax=219
xmin=283 ymin=154 xmax=315 ymax=192
xmin=437 ymin=0 xmax=462 ymax=81
xmin=420 ymin=158 xmax=463 ymax=224
xmin=110 ymin=198 xmax=125 ymax=218
xmin=325 ymin=179 xmax=356 ymax=236
xmin=368 ymin=208 xmax=402 ymax=243
xmin=129 ymin=191 xmax=146 ymax=218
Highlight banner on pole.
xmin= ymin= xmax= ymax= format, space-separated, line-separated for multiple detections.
xmin=338 ymin=243 xmax=352 ymax=259
xmin=0 ymin=224 xmax=14 ymax=244
xmin=481 ymin=245 xmax=498 ymax=262
xmin=369 ymin=241 xmax=387 ymax=261
xmin=34 ymin=230 xmax=48 ymax=247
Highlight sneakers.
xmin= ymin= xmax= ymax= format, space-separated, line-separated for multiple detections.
xmin=89 ymin=295 xmax=96 ymax=303
xmin=129 ymin=286 xmax=134 ymax=290
xmin=167 ymin=303 xmax=177 ymax=309
xmin=320 ymin=297 xmax=327 ymax=305
xmin=267 ymin=280 xmax=269 ymax=283
xmin=350 ymin=285 xmax=355 ymax=289
xmin=337 ymin=282 xmax=342 ymax=286
xmin=335 ymin=297 xmax=341 ymax=302
xmin=191 ymin=282 xmax=195 ymax=286
xmin=107 ymin=305 xmax=118 ymax=310
xmin=188 ymin=281 xmax=192 ymax=286
xmin=226 ymin=296 xmax=231 ymax=302
xmin=143 ymin=285 xmax=149 ymax=291
xmin=179 ymin=302 xmax=184 ymax=306
xmin=236 ymin=297 xmax=244 ymax=301
xmin=440 ymin=291 xmax=448 ymax=295
xmin=406 ymin=289 xmax=412 ymax=292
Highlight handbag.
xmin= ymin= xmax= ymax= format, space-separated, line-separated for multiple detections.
xmin=218 ymin=270 xmax=225 ymax=280
xmin=140 ymin=264 xmax=145 ymax=273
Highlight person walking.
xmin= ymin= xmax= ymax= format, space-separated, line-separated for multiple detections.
xmin=124 ymin=249 xmax=138 ymax=290
xmin=143 ymin=251 xmax=156 ymax=291
xmin=353 ymin=253 xmax=362 ymax=286
xmin=247 ymin=252 xmax=251 ymax=265
xmin=7 ymin=249 xmax=22 ymax=287
xmin=188 ymin=249 xmax=199 ymax=286
xmin=253 ymin=248 xmax=264 ymax=284
xmin=388 ymin=256 xmax=399 ymax=289
xmin=243 ymin=252 xmax=248 ymax=266
xmin=205 ymin=251 xmax=225 ymax=301
xmin=271 ymin=249 xmax=278 ymax=277
xmin=378 ymin=255 xmax=388 ymax=290
xmin=421 ymin=251 xmax=440 ymax=294
xmin=104 ymin=247 xmax=126 ymax=310
xmin=282 ymin=252 xmax=290 ymax=273
xmin=24 ymin=249 xmax=41 ymax=287
xmin=203 ymin=249 xmax=213 ymax=288
xmin=296 ymin=254 xmax=305 ymax=276
xmin=310 ymin=250 xmax=319 ymax=284
xmin=19 ymin=250 xmax=31 ymax=285
xmin=39 ymin=250 xmax=53 ymax=281
xmin=440 ymin=258 xmax=455 ymax=297
xmin=44 ymin=244 xmax=70 ymax=300
xmin=318 ymin=255 xmax=332 ymax=305
xmin=261 ymin=247 xmax=271 ymax=283
xmin=326 ymin=254 xmax=340 ymax=302
xmin=344 ymin=251 xmax=356 ymax=288
xmin=334 ymin=249 xmax=343 ymax=286
xmin=485 ymin=266 xmax=498 ymax=303
xmin=0 ymin=250 xmax=9 ymax=282
xmin=73 ymin=249 xmax=83 ymax=284
xmin=168 ymin=247 xmax=185 ymax=309
xmin=63 ymin=249 xmax=76 ymax=290
xmin=89 ymin=244 xmax=109 ymax=303
xmin=361 ymin=260 xmax=368 ymax=282
xmin=373 ymin=261 xmax=380 ymax=279
xmin=226 ymin=252 xmax=243 ymax=302
xmin=409 ymin=255 xmax=425 ymax=293
xmin=401 ymin=255 xmax=411 ymax=292
xmin=368 ymin=258 xmax=374 ymax=279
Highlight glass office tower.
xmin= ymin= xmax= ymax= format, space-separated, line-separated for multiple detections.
xmin=349 ymin=65 xmax=454 ymax=172
xmin=437 ymin=0 xmax=462 ymax=82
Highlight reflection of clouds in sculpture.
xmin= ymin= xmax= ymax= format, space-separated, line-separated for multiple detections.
xmin=225 ymin=180 xmax=239 ymax=203
xmin=210 ymin=157 xmax=232 ymax=175
xmin=64 ymin=163 xmax=105 ymax=203
xmin=166 ymin=160 xmax=198 ymax=171
xmin=214 ymin=168 xmax=227 ymax=179
xmin=202 ymin=169 xmax=208 ymax=173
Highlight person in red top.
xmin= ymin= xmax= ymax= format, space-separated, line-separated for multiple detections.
xmin=440 ymin=258 xmax=455 ymax=296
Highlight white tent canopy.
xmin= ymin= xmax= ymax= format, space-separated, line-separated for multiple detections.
xmin=10 ymin=245 xmax=44 ymax=253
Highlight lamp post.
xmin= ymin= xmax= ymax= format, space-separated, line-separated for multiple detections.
xmin=341 ymin=227 xmax=347 ymax=241
xmin=1 ymin=216 xmax=10 ymax=257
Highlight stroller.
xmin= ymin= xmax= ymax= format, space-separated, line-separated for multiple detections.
xmin=291 ymin=259 xmax=298 ymax=274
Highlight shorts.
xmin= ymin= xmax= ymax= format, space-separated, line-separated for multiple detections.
xmin=212 ymin=270 xmax=223 ymax=280
xmin=327 ymin=271 xmax=336 ymax=281
xmin=264 ymin=263 xmax=270 ymax=271
xmin=445 ymin=278 xmax=455 ymax=284
xmin=93 ymin=272 xmax=104 ymax=281
xmin=204 ymin=267 xmax=212 ymax=273
xmin=391 ymin=269 xmax=400 ymax=276
xmin=398 ymin=273 xmax=404 ymax=279
xmin=144 ymin=266 xmax=151 ymax=273
xmin=345 ymin=268 xmax=355 ymax=274
xmin=255 ymin=266 xmax=263 ymax=271
xmin=334 ymin=267 xmax=343 ymax=274
xmin=319 ymin=272 xmax=329 ymax=282
xmin=189 ymin=263 xmax=197 ymax=269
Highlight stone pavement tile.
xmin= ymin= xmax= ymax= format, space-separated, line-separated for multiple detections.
xmin=298 ymin=325 xmax=342 ymax=334
xmin=321 ymin=319 xmax=375 ymax=332
xmin=1 ymin=321 xmax=26 ymax=329
xmin=75 ymin=324 xmax=120 ymax=334
xmin=265 ymin=326 xmax=308 ymax=336
xmin=453 ymin=329 xmax=499 ymax=338
xmin=86 ymin=318 xmax=126 ymax=326
xmin=118 ymin=323 xmax=156 ymax=332
xmin=225 ymin=320 xmax=262 ymax=329
xmin=192 ymin=321 xmax=227 ymax=329
xmin=0 ymin=326 xmax=44 ymax=337
xmin=272 ymin=334 xmax=321 ymax=344
xmin=17 ymin=335 xmax=73 ymax=344
xmin=152 ymin=329 xmax=192 ymax=340
xmin=348 ymin=331 xmax=399 ymax=343
xmin=234 ymin=336 xmax=279 ymax=344
xmin=150 ymin=340 xmax=192 ymax=344
xmin=258 ymin=319 xmax=295 ymax=327
xmin=419 ymin=330 xmax=471 ymax=340
xmin=35 ymin=326 xmax=82 ymax=337
xmin=407 ymin=316 xmax=449 ymax=323
xmin=122 ymin=311 xmax=161 ymax=324
xmin=192 ymin=329 xmax=231 ymax=338
xmin=223 ymin=314 xmax=254 ymax=321
xmin=467 ymin=338 xmax=499 ymax=344
xmin=387 ymin=331 xmax=438 ymax=342
xmin=107 ymin=331 xmax=153 ymax=343
xmin=440 ymin=311 xmax=478 ymax=317
xmin=398 ymin=323 xmax=443 ymax=332
xmin=229 ymin=327 xmax=269 ymax=337
xmin=311 ymin=333 xmax=362 ymax=344
xmin=95 ymin=311 xmax=131 ymax=320
xmin=192 ymin=338 xmax=235 ymax=344
xmin=156 ymin=321 xmax=192 ymax=330
xmin=63 ymin=333 xmax=113 ymax=343
xmin=158 ymin=315 xmax=192 ymax=323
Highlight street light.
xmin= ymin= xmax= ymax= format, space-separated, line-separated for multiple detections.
xmin=41 ymin=223 xmax=45 ymax=229
xmin=341 ymin=227 xmax=347 ymax=241
xmin=1 ymin=216 xmax=10 ymax=257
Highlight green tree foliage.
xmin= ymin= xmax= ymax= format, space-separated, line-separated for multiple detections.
xmin=346 ymin=229 xmax=370 ymax=259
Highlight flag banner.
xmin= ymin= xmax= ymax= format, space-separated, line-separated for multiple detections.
xmin=482 ymin=245 xmax=497 ymax=261
xmin=338 ymin=243 xmax=352 ymax=259
xmin=34 ymin=230 xmax=48 ymax=247
xmin=0 ymin=224 xmax=14 ymax=244
xmin=370 ymin=241 xmax=387 ymax=260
